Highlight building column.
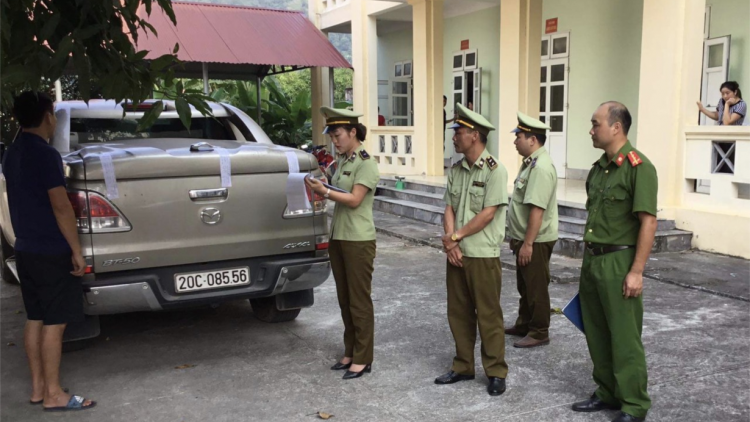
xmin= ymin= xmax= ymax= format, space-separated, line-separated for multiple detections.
xmin=409 ymin=0 xmax=444 ymax=176
xmin=498 ymin=0 xmax=542 ymax=183
xmin=635 ymin=0 xmax=705 ymax=213
xmin=308 ymin=1 xmax=332 ymax=146
xmin=311 ymin=67 xmax=332 ymax=146
xmin=351 ymin=0 xmax=378 ymax=152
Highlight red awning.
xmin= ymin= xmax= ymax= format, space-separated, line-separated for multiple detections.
xmin=135 ymin=1 xmax=351 ymax=79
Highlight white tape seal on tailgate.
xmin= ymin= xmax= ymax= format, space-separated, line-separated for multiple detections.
xmin=215 ymin=147 xmax=232 ymax=188
xmin=284 ymin=150 xmax=311 ymax=212
xmin=99 ymin=153 xmax=119 ymax=199
xmin=284 ymin=151 xmax=300 ymax=173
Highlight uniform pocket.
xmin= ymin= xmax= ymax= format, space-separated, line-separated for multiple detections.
xmin=469 ymin=186 xmax=485 ymax=213
xmin=604 ymin=187 xmax=632 ymax=218
xmin=449 ymin=187 xmax=461 ymax=210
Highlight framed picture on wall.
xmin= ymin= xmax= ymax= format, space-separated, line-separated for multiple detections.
xmin=394 ymin=62 xmax=403 ymax=78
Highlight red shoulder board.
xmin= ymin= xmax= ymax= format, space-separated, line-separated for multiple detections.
xmin=627 ymin=151 xmax=643 ymax=167
xmin=614 ymin=153 xmax=626 ymax=167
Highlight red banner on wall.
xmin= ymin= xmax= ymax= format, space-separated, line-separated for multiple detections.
xmin=545 ymin=18 xmax=558 ymax=34
xmin=460 ymin=40 xmax=469 ymax=50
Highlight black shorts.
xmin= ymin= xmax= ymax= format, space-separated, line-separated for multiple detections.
xmin=17 ymin=251 xmax=84 ymax=325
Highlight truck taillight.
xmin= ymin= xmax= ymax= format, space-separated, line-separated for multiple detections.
xmin=315 ymin=234 xmax=329 ymax=250
xmin=67 ymin=190 xmax=132 ymax=233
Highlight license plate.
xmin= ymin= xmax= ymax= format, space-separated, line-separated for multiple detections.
xmin=174 ymin=267 xmax=250 ymax=293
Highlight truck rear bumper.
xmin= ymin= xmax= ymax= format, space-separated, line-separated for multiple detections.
xmin=82 ymin=255 xmax=330 ymax=315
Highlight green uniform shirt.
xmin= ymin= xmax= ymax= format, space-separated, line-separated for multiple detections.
xmin=508 ymin=146 xmax=559 ymax=242
xmin=330 ymin=145 xmax=380 ymax=241
xmin=583 ymin=141 xmax=658 ymax=246
xmin=444 ymin=149 xmax=508 ymax=258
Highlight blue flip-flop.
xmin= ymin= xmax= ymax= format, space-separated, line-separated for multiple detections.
xmin=43 ymin=395 xmax=96 ymax=412
xmin=30 ymin=388 xmax=69 ymax=405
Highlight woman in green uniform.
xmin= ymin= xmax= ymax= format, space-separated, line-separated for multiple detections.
xmin=305 ymin=107 xmax=380 ymax=380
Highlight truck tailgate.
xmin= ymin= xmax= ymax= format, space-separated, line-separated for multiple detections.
xmin=66 ymin=141 xmax=320 ymax=273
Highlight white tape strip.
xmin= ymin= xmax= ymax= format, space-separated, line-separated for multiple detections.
xmin=286 ymin=173 xmax=311 ymax=212
xmin=100 ymin=153 xmax=119 ymax=199
xmin=285 ymin=151 xmax=300 ymax=173
xmin=216 ymin=147 xmax=232 ymax=188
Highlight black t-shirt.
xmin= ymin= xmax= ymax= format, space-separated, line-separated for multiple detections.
xmin=2 ymin=132 xmax=71 ymax=254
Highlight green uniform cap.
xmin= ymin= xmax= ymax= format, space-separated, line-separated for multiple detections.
xmin=320 ymin=106 xmax=363 ymax=134
xmin=511 ymin=111 xmax=551 ymax=135
xmin=449 ymin=103 xmax=495 ymax=136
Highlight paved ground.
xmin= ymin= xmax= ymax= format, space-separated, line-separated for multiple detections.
xmin=1 ymin=233 xmax=749 ymax=421
xmin=372 ymin=210 xmax=750 ymax=300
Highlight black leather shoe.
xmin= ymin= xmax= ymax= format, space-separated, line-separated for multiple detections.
xmin=487 ymin=377 xmax=506 ymax=396
xmin=342 ymin=364 xmax=371 ymax=380
xmin=612 ymin=412 xmax=645 ymax=422
xmin=434 ymin=371 xmax=475 ymax=385
xmin=572 ymin=394 xmax=621 ymax=412
xmin=330 ymin=361 xmax=352 ymax=370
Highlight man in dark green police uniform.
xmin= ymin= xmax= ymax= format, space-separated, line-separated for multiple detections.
xmin=572 ymin=102 xmax=657 ymax=422
xmin=434 ymin=103 xmax=509 ymax=397
xmin=505 ymin=112 xmax=558 ymax=348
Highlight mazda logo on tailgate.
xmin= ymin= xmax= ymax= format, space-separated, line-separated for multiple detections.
xmin=201 ymin=208 xmax=222 ymax=225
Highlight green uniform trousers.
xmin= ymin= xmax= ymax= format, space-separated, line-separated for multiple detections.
xmin=329 ymin=239 xmax=376 ymax=365
xmin=446 ymin=257 xmax=508 ymax=378
xmin=509 ymin=239 xmax=557 ymax=340
xmin=579 ymin=248 xmax=651 ymax=418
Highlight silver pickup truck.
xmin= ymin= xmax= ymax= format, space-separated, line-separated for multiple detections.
xmin=0 ymin=100 xmax=331 ymax=343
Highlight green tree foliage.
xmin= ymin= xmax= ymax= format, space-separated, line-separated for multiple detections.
xmin=168 ymin=78 xmax=312 ymax=147
xmin=1 ymin=0 xmax=212 ymax=138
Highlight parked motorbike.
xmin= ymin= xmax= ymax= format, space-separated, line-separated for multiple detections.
xmin=301 ymin=144 xmax=337 ymax=179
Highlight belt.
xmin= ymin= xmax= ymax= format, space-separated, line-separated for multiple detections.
xmin=585 ymin=243 xmax=635 ymax=256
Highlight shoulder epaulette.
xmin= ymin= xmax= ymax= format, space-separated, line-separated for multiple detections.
xmin=359 ymin=149 xmax=370 ymax=160
xmin=486 ymin=156 xmax=498 ymax=171
xmin=627 ymin=151 xmax=642 ymax=167
xmin=452 ymin=159 xmax=463 ymax=168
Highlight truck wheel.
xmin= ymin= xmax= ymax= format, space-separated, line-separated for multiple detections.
xmin=62 ymin=339 xmax=94 ymax=353
xmin=0 ymin=230 xmax=17 ymax=284
xmin=250 ymin=297 xmax=301 ymax=323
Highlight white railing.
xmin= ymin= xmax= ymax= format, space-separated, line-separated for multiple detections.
xmin=370 ymin=127 xmax=418 ymax=175
xmin=319 ymin=0 xmax=350 ymax=13
xmin=683 ymin=125 xmax=750 ymax=213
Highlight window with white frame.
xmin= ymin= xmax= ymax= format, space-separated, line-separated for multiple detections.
xmin=394 ymin=60 xmax=412 ymax=79
xmin=390 ymin=60 xmax=414 ymax=126
xmin=451 ymin=49 xmax=482 ymax=115
xmin=541 ymin=32 xmax=569 ymax=60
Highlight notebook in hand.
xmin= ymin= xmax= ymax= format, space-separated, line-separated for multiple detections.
xmin=305 ymin=174 xmax=349 ymax=194
xmin=563 ymin=293 xmax=585 ymax=333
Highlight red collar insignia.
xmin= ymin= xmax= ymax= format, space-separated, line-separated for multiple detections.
xmin=615 ymin=153 xmax=625 ymax=167
xmin=627 ymin=151 xmax=643 ymax=167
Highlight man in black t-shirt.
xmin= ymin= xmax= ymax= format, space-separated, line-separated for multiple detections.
xmin=3 ymin=91 xmax=96 ymax=411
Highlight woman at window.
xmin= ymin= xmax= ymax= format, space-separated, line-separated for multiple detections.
xmin=697 ymin=81 xmax=746 ymax=125
xmin=305 ymin=107 xmax=379 ymax=380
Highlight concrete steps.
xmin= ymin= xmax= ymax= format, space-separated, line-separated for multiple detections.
xmin=374 ymin=177 xmax=693 ymax=258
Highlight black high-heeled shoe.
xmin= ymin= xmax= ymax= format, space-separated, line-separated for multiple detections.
xmin=342 ymin=364 xmax=372 ymax=380
xmin=330 ymin=361 xmax=352 ymax=370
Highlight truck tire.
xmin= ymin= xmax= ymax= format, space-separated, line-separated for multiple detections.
xmin=62 ymin=339 xmax=94 ymax=353
xmin=250 ymin=297 xmax=301 ymax=323
xmin=0 ymin=230 xmax=17 ymax=284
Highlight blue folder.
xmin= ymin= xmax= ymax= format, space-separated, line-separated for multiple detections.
xmin=563 ymin=293 xmax=585 ymax=333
